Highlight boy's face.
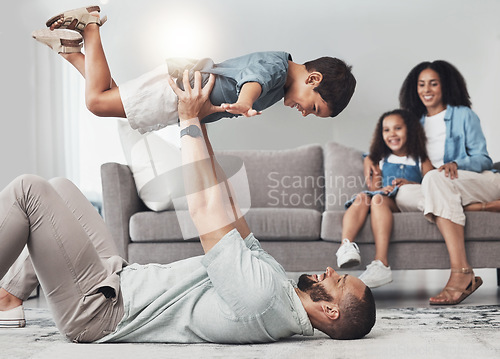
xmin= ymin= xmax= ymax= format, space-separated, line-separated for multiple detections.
xmin=284 ymin=72 xmax=331 ymax=118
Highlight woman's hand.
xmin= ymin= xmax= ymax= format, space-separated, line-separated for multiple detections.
xmin=438 ymin=161 xmax=459 ymax=179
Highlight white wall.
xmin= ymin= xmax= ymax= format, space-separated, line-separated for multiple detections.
xmin=2 ymin=0 xmax=500 ymax=188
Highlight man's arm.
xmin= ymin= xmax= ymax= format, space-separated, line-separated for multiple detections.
xmin=169 ymin=70 xmax=245 ymax=253
xmin=200 ymin=124 xmax=251 ymax=239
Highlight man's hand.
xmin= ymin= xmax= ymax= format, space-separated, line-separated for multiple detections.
xmin=438 ymin=161 xmax=459 ymax=179
xmin=221 ymin=102 xmax=262 ymax=117
xmin=168 ymin=70 xmax=224 ymax=120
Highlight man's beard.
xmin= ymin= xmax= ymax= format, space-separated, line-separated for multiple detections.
xmin=297 ymin=274 xmax=333 ymax=302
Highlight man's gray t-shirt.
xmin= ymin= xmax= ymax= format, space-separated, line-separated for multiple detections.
xmin=97 ymin=229 xmax=313 ymax=343
xmin=168 ymin=51 xmax=291 ymax=123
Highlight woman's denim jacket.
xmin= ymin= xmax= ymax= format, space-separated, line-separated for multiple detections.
xmin=420 ymin=105 xmax=493 ymax=173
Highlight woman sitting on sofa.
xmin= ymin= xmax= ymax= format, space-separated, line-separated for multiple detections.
xmin=364 ymin=60 xmax=500 ymax=305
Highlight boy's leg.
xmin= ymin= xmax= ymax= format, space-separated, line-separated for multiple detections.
xmin=81 ymin=24 xmax=125 ymax=117
xmin=0 ymin=175 xmax=123 ymax=342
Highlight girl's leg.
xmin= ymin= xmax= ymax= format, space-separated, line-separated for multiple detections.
xmin=369 ymin=195 xmax=398 ymax=266
xmin=341 ymin=192 xmax=371 ymax=241
xmin=0 ymin=175 xmax=123 ymax=341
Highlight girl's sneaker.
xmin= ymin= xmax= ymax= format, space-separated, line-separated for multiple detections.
xmin=359 ymin=260 xmax=393 ymax=288
xmin=335 ymin=238 xmax=361 ymax=268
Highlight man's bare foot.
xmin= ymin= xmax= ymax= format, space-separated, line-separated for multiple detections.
xmin=0 ymin=288 xmax=23 ymax=311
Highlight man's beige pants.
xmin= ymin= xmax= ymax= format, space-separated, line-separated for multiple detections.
xmin=0 ymin=175 xmax=125 ymax=342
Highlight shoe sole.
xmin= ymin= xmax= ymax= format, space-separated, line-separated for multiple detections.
xmin=0 ymin=319 xmax=26 ymax=328
xmin=339 ymin=258 xmax=361 ymax=268
xmin=46 ymin=6 xmax=101 ymax=28
xmin=363 ymin=278 xmax=393 ymax=288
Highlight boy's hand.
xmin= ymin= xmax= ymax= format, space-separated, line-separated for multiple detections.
xmin=221 ymin=102 xmax=262 ymax=117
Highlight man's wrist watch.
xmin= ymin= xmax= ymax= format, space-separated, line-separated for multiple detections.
xmin=180 ymin=125 xmax=202 ymax=138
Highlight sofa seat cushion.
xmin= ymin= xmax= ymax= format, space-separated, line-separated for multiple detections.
xmin=130 ymin=210 xmax=192 ymax=242
xmin=321 ymin=211 xmax=500 ymax=243
xmin=130 ymin=208 xmax=321 ymax=242
xmin=244 ymin=208 xmax=322 ymax=241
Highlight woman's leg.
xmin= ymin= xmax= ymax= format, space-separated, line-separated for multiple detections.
xmin=421 ymin=170 xmax=496 ymax=303
xmin=370 ymin=195 xmax=398 ymax=267
xmin=430 ymin=218 xmax=473 ymax=303
xmin=0 ymin=175 xmax=123 ymax=341
xmin=464 ymin=199 xmax=500 ymax=212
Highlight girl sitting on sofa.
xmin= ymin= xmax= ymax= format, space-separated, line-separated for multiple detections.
xmin=335 ymin=109 xmax=433 ymax=288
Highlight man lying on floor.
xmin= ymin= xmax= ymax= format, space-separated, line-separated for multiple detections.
xmin=0 ymin=71 xmax=375 ymax=343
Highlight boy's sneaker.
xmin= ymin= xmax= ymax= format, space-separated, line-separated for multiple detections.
xmin=0 ymin=305 xmax=26 ymax=328
xmin=359 ymin=260 xmax=393 ymax=288
xmin=336 ymin=238 xmax=361 ymax=268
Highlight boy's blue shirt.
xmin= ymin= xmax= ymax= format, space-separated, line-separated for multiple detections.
xmin=167 ymin=51 xmax=291 ymax=123
xmin=420 ymin=105 xmax=493 ymax=172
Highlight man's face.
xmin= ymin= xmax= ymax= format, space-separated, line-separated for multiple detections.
xmin=298 ymin=267 xmax=366 ymax=303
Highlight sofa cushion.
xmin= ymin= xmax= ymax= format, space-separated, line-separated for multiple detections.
xmin=244 ymin=208 xmax=322 ymax=241
xmin=130 ymin=207 xmax=322 ymax=243
xmin=321 ymin=211 xmax=500 ymax=243
xmin=219 ymin=144 xmax=324 ymax=212
xmin=130 ymin=210 xmax=197 ymax=242
xmin=323 ymin=142 xmax=365 ymax=211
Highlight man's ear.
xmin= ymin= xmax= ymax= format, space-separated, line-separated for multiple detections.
xmin=321 ymin=303 xmax=340 ymax=321
xmin=306 ymin=71 xmax=323 ymax=86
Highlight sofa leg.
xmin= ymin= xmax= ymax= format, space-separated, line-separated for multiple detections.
xmin=498 ymin=268 xmax=500 ymax=287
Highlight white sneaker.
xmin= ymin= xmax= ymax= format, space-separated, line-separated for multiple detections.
xmin=359 ymin=260 xmax=393 ymax=288
xmin=336 ymin=238 xmax=361 ymax=268
xmin=0 ymin=305 xmax=26 ymax=328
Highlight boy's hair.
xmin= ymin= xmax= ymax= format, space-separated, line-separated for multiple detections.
xmin=399 ymin=60 xmax=471 ymax=118
xmin=304 ymin=57 xmax=356 ymax=117
xmin=369 ymin=109 xmax=428 ymax=164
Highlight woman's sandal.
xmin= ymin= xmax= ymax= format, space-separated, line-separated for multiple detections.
xmin=32 ymin=28 xmax=83 ymax=54
xmin=45 ymin=5 xmax=107 ymax=34
xmin=429 ymin=267 xmax=483 ymax=305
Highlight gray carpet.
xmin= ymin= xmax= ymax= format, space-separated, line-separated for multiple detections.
xmin=1 ymin=306 xmax=499 ymax=359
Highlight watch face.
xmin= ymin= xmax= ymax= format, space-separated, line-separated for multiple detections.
xmin=182 ymin=125 xmax=202 ymax=138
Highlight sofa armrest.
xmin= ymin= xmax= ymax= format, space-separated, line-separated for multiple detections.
xmin=100 ymin=162 xmax=147 ymax=260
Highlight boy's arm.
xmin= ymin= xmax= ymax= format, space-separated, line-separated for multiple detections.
xmin=221 ymin=82 xmax=262 ymax=117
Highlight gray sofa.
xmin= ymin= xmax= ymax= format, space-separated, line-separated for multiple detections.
xmin=101 ymin=142 xmax=500 ymax=283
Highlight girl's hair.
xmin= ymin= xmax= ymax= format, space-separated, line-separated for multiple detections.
xmin=399 ymin=60 xmax=471 ymax=118
xmin=368 ymin=109 xmax=428 ymax=164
